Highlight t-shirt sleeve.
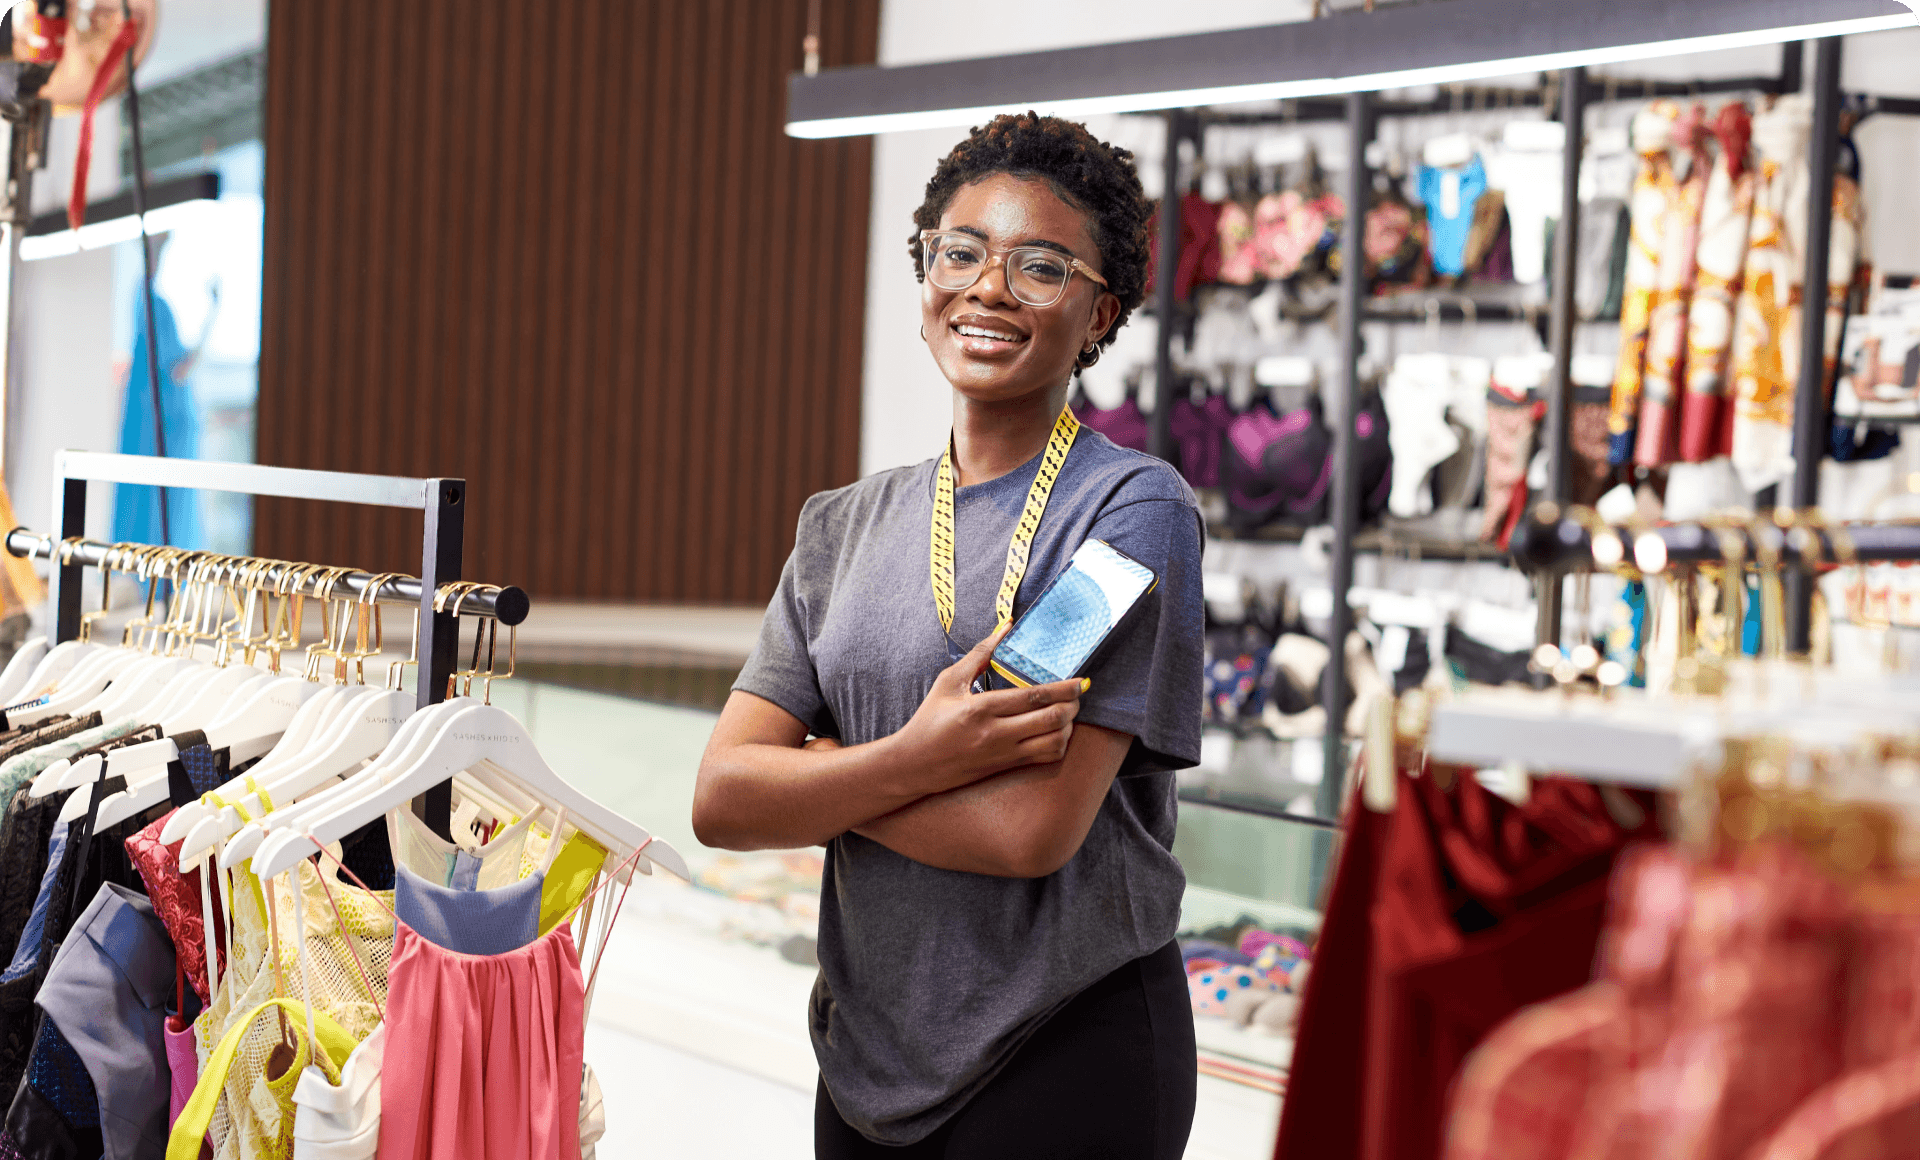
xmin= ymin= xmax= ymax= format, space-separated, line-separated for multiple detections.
xmin=732 ymin=539 xmax=839 ymax=739
xmin=1075 ymin=494 xmax=1205 ymax=777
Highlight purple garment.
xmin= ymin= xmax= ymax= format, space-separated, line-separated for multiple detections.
xmin=1221 ymin=396 xmax=1393 ymax=535
xmin=1071 ymin=397 xmax=1149 ymax=454
xmin=1170 ymin=395 xmax=1235 ymax=488
xmin=1223 ymin=404 xmax=1332 ymax=532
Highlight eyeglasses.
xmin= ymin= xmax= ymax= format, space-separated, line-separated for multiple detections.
xmin=918 ymin=229 xmax=1109 ymax=308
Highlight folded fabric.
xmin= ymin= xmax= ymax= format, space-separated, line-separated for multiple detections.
xmin=1190 ymin=965 xmax=1283 ymax=1016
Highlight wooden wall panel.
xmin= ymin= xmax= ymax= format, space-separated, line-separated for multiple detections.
xmin=256 ymin=0 xmax=878 ymax=603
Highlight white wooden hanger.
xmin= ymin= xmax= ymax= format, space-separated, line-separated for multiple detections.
xmin=23 ymin=658 xmax=216 ymax=798
xmin=252 ymin=700 xmax=687 ymax=882
xmin=57 ymin=780 xmax=100 ymax=824
xmin=26 ymin=549 xmax=223 ymax=728
xmin=217 ymin=693 xmax=470 ymax=868
xmin=0 ymin=638 xmax=49 ymax=703
xmin=3 ymin=639 xmax=95 ymax=712
xmin=186 ymin=686 xmax=414 ymax=866
xmin=80 ymin=655 xmax=197 ymax=720
xmin=157 ymin=682 xmax=353 ymax=843
xmin=99 ymin=672 xmax=324 ymax=792
xmin=79 ymin=670 xmax=278 ymax=826
xmin=9 ymin=645 xmax=134 ymax=725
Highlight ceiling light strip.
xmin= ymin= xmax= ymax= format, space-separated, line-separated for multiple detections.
xmin=786 ymin=9 xmax=1914 ymax=138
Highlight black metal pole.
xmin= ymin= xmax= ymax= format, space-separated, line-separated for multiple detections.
xmin=120 ymin=0 xmax=170 ymax=547
xmin=1778 ymin=39 xmax=1804 ymax=96
xmin=1785 ymin=37 xmax=1842 ymax=655
xmin=1319 ymin=91 xmax=1370 ymax=814
xmin=1536 ymin=67 xmax=1586 ymax=651
xmin=414 ymin=478 xmax=464 ymax=839
xmin=48 ymin=477 xmax=86 ymax=644
xmin=1149 ymin=111 xmax=1185 ymax=464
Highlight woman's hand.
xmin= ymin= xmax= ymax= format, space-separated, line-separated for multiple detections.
xmin=693 ymin=627 xmax=1083 ymax=853
xmin=889 ymin=623 xmax=1086 ymax=796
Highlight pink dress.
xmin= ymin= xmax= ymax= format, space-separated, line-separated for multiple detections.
xmin=375 ymin=921 xmax=586 ymax=1160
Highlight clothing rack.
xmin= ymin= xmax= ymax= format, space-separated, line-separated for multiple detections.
xmin=1508 ymin=507 xmax=1920 ymax=573
xmin=1147 ymin=36 xmax=1920 ymax=843
xmin=2 ymin=529 xmax=530 ymax=626
xmin=6 ymin=450 xmax=526 ymax=837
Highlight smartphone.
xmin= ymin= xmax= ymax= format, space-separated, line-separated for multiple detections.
xmin=988 ymin=539 xmax=1158 ymax=688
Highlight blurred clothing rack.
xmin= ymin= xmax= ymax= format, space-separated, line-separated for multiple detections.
xmin=1508 ymin=507 xmax=1920 ymax=574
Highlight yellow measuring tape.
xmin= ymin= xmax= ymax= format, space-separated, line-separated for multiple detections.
xmin=931 ymin=407 xmax=1081 ymax=634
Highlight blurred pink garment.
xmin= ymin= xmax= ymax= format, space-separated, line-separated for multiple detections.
xmin=375 ymin=921 xmax=586 ymax=1160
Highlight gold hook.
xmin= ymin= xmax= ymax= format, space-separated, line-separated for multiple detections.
xmin=389 ymin=589 xmax=422 ymax=693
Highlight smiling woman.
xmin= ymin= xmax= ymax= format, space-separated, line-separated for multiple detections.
xmin=694 ymin=112 xmax=1204 ymax=1159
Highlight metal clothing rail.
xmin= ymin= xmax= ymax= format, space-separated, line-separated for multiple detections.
xmin=1 ymin=531 xmax=531 ymax=626
xmin=29 ymin=451 xmax=500 ymax=837
xmin=1177 ymin=789 xmax=1344 ymax=831
xmin=1508 ymin=508 xmax=1920 ymax=573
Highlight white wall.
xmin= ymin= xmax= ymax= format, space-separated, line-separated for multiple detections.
xmin=857 ymin=10 xmax=1920 ymax=478
xmin=3 ymin=0 xmax=267 ymax=552
xmin=8 ymin=106 xmax=122 ymax=543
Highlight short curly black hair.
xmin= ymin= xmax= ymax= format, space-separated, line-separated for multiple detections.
xmin=910 ymin=112 xmax=1153 ymax=367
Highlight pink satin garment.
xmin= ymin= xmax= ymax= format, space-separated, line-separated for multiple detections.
xmin=165 ymin=1012 xmax=212 ymax=1159
xmin=375 ymin=920 xmax=586 ymax=1160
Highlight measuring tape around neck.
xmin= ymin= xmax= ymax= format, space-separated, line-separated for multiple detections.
xmin=930 ymin=407 xmax=1081 ymax=636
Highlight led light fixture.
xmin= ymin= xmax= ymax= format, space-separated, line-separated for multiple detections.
xmin=18 ymin=171 xmax=220 ymax=261
xmin=785 ymin=0 xmax=1915 ymax=138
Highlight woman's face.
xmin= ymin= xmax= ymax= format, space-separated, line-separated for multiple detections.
xmin=921 ymin=173 xmax=1121 ymax=406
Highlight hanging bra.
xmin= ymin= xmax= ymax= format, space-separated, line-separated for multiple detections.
xmin=1222 ymin=394 xmax=1392 ymax=535
xmin=1169 ymin=392 xmax=1234 ymax=489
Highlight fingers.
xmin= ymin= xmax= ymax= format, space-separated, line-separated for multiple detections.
xmin=973 ymin=676 xmax=1088 ymax=717
xmin=993 ymin=697 xmax=1081 ymax=743
xmin=1013 ymin=720 xmax=1075 ymax=764
xmin=937 ymin=621 xmax=1013 ymax=690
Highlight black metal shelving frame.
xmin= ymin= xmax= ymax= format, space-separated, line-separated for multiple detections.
xmin=1144 ymin=38 xmax=1920 ymax=846
xmin=4 ymin=451 xmax=529 ymax=838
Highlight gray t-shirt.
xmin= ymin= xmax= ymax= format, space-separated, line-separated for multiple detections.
xmin=733 ymin=428 xmax=1205 ymax=1144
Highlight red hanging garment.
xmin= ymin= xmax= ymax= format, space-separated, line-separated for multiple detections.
xmin=1275 ymin=760 xmax=1652 ymax=1160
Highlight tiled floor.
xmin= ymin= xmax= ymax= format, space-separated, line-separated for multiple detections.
xmin=498 ymin=678 xmax=1290 ymax=1159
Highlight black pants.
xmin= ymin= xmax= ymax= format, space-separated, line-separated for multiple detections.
xmin=815 ymin=940 xmax=1197 ymax=1159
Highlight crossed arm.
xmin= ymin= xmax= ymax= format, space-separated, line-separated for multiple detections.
xmin=692 ymin=630 xmax=1133 ymax=878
